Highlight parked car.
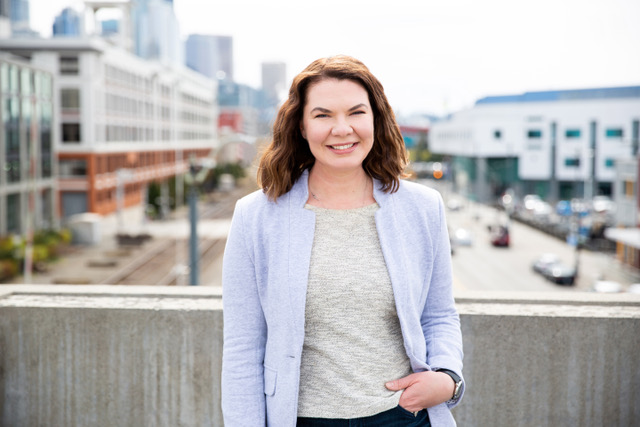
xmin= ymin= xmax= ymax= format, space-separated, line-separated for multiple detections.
xmin=593 ymin=280 xmax=622 ymax=293
xmin=627 ymin=284 xmax=640 ymax=294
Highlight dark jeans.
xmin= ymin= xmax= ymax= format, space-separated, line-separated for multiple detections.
xmin=297 ymin=405 xmax=431 ymax=426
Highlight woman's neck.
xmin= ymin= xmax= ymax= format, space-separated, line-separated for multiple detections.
xmin=307 ymin=167 xmax=375 ymax=209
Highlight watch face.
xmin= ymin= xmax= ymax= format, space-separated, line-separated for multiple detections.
xmin=453 ymin=380 xmax=463 ymax=399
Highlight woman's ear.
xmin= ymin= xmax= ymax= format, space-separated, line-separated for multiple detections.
xmin=300 ymin=124 xmax=306 ymax=139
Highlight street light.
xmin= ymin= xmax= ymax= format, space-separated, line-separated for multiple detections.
xmin=183 ymin=156 xmax=214 ymax=286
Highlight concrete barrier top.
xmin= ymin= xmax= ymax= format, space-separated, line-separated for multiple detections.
xmin=0 ymin=284 xmax=223 ymax=311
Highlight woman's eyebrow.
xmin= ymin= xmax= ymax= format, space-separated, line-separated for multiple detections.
xmin=348 ymin=103 xmax=369 ymax=112
xmin=309 ymin=104 xmax=369 ymax=114
xmin=310 ymin=107 xmax=332 ymax=114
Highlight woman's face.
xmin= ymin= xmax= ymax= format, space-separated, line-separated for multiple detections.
xmin=300 ymin=78 xmax=374 ymax=175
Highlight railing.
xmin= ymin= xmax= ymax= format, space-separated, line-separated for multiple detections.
xmin=1 ymin=285 xmax=638 ymax=427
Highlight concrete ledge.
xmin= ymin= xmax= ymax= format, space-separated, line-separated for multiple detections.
xmin=453 ymin=290 xmax=640 ymax=427
xmin=1 ymin=285 xmax=224 ymax=427
xmin=1 ymin=286 xmax=638 ymax=427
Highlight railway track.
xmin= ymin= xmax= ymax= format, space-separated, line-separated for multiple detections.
xmin=103 ymin=237 xmax=225 ymax=286
xmin=102 ymin=182 xmax=255 ymax=286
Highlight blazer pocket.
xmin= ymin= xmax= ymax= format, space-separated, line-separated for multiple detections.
xmin=264 ymin=365 xmax=277 ymax=396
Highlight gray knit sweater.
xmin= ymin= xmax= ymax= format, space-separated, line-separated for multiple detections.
xmin=297 ymin=203 xmax=412 ymax=418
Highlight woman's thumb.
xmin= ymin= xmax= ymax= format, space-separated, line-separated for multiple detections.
xmin=385 ymin=375 xmax=411 ymax=391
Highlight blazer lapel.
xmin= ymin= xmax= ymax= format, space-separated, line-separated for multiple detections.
xmin=286 ymin=171 xmax=316 ymax=340
xmin=373 ymin=184 xmax=412 ymax=316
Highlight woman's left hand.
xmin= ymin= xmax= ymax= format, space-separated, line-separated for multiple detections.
xmin=385 ymin=371 xmax=455 ymax=412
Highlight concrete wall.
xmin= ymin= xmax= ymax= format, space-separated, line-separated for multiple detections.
xmin=0 ymin=285 xmax=224 ymax=427
xmin=453 ymin=291 xmax=640 ymax=426
xmin=1 ymin=286 xmax=639 ymax=426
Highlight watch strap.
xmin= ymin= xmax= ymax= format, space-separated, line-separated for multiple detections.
xmin=435 ymin=368 xmax=463 ymax=402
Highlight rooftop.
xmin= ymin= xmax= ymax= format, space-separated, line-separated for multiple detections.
xmin=476 ymin=85 xmax=640 ymax=105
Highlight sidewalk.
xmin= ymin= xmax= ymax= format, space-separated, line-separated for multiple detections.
xmin=8 ymin=198 xmax=234 ymax=287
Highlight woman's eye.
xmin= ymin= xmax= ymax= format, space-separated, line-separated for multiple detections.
xmin=351 ymin=110 xmax=365 ymax=115
xmin=314 ymin=114 xmax=328 ymax=118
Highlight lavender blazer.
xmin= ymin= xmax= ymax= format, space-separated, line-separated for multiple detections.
xmin=221 ymin=170 xmax=464 ymax=426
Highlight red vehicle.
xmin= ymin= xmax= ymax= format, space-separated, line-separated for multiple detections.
xmin=490 ymin=225 xmax=510 ymax=247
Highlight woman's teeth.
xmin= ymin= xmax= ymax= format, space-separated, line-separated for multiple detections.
xmin=331 ymin=143 xmax=354 ymax=150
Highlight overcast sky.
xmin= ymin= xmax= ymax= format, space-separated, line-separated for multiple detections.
xmin=30 ymin=0 xmax=640 ymax=116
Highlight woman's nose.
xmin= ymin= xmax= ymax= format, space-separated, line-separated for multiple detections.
xmin=331 ymin=118 xmax=353 ymax=136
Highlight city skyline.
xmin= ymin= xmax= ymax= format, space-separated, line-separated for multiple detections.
xmin=27 ymin=0 xmax=640 ymax=116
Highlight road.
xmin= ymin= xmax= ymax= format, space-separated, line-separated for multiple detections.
xmin=422 ymin=180 xmax=635 ymax=293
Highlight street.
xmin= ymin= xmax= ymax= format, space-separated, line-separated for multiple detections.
xmin=422 ymin=180 xmax=635 ymax=293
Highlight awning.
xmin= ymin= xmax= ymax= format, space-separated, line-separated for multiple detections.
xmin=604 ymin=228 xmax=640 ymax=249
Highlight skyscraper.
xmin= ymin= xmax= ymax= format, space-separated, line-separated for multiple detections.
xmin=0 ymin=0 xmax=9 ymax=19
xmin=261 ymin=61 xmax=286 ymax=106
xmin=9 ymin=0 xmax=28 ymax=24
xmin=8 ymin=0 xmax=37 ymax=36
xmin=185 ymin=34 xmax=233 ymax=81
xmin=52 ymin=7 xmax=81 ymax=37
xmin=101 ymin=19 xmax=119 ymax=37
xmin=132 ymin=0 xmax=183 ymax=65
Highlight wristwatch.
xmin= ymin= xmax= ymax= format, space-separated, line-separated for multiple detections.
xmin=436 ymin=369 xmax=463 ymax=403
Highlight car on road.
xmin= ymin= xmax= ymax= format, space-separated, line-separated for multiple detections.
xmin=489 ymin=225 xmax=510 ymax=247
xmin=532 ymin=253 xmax=560 ymax=274
xmin=451 ymin=228 xmax=473 ymax=247
xmin=532 ymin=254 xmax=576 ymax=285
xmin=447 ymin=198 xmax=465 ymax=212
xmin=541 ymin=263 xmax=576 ymax=285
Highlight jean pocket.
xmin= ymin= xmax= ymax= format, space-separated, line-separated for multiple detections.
xmin=395 ymin=404 xmax=419 ymax=418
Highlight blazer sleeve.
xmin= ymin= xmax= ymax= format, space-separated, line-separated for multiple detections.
xmin=221 ymin=199 xmax=268 ymax=425
xmin=420 ymin=193 xmax=465 ymax=407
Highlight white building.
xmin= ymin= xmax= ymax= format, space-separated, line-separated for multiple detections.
xmin=430 ymin=87 xmax=640 ymax=204
xmin=0 ymin=36 xmax=218 ymax=219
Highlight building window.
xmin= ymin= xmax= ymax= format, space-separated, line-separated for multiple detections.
xmin=0 ymin=63 xmax=7 ymax=92
xmin=61 ymin=88 xmax=80 ymax=110
xmin=494 ymin=130 xmax=502 ymax=139
xmin=7 ymin=193 xmax=21 ymax=234
xmin=606 ymin=128 xmax=623 ymax=138
xmin=40 ymin=102 xmax=53 ymax=178
xmin=60 ymin=56 xmax=79 ymax=76
xmin=38 ymin=72 xmax=52 ymax=99
xmin=20 ymin=68 xmax=32 ymax=95
xmin=527 ymin=129 xmax=542 ymax=138
xmin=565 ymin=129 xmax=581 ymax=138
xmin=8 ymin=65 xmax=19 ymax=92
xmin=4 ymin=97 xmax=21 ymax=183
xmin=565 ymin=158 xmax=580 ymax=167
xmin=625 ymin=180 xmax=635 ymax=197
xmin=62 ymin=123 xmax=81 ymax=143
xmin=59 ymin=159 xmax=87 ymax=177
xmin=604 ymin=158 xmax=615 ymax=168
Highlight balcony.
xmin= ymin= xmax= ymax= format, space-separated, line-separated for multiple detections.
xmin=1 ymin=285 xmax=638 ymax=426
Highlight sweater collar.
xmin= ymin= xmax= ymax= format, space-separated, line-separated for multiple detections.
xmin=290 ymin=169 xmax=393 ymax=209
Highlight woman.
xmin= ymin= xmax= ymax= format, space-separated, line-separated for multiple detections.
xmin=222 ymin=55 xmax=464 ymax=426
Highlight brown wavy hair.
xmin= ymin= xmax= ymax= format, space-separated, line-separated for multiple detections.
xmin=257 ymin=55 xmax=408 ymax=200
